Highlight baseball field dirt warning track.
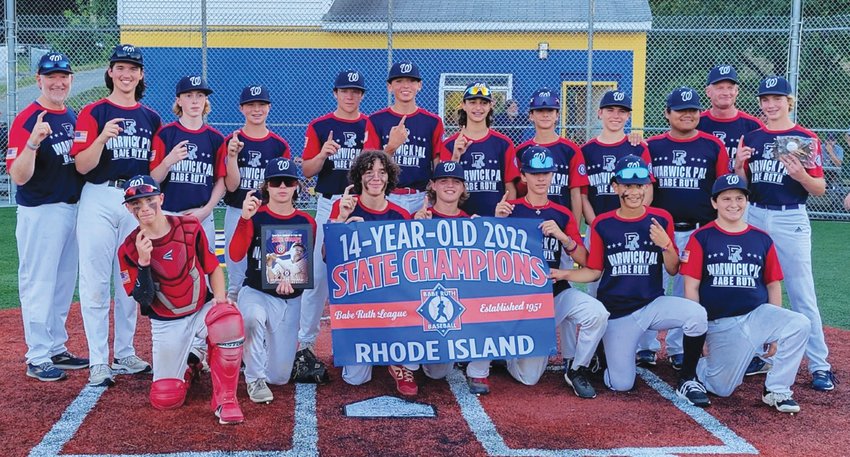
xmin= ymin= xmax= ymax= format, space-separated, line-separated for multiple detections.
xmin=1 ymin=305 xmax=846 ymax=457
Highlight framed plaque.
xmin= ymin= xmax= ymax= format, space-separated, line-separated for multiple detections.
xmin=260 ymin=224 xmax=314 ymax=290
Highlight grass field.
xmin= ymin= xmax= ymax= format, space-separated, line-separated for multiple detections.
xmin=2 ymin=206 xmax=848 ymax=329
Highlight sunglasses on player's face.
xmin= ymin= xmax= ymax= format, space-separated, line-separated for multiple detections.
xmin=267 ymin=177 xmax=299 ymax=188
xmin=615 ymin=167 xmax=650 ymax=180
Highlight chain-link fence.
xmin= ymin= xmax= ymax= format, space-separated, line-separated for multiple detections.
xmin=3 ymin=0 xmax=849 ymax=219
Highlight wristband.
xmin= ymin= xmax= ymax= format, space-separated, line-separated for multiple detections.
xmin=27 ymin=140 xmax=41 ymax=151
xmin=565 ymin=241 xmax=579 ymax=254
xmin=661 ymin=242 xmax=673 ymax=252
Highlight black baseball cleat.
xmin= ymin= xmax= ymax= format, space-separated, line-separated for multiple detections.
xmin=565 ymin=366 xmax=597 ymax=399
xmin=676 ymin=378 xmax=711 ymax=407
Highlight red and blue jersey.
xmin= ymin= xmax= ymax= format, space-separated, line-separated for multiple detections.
xmin=680 ymin=222 xmax=783 ymax=320
xmin=507 ymin=199 xmax=583 ymax=297
xmin=442 ymin=130 xmax=519 ymax=217
xmin=698 ymin=110 xmax=764 ymax=172
xmin=6 ymin=102 xmax=83 ymax=206
xmin=370 ymin=107 xmax=448 ymax=191
xmin=740 ymin=126 xmax=824 ymax=206
xmin=580 ymin=137 xmax=652 ymax=216
xmin=330 ymin=199 xmax=411 ymax=222
xmin=430 ymin=208 xmax=470 ymax=219
xmin=647 ymin=132 xmax=729 ymax=224
xmin=151 ymin=122 xmax=226 ymax=212
xmin=587 ymin=207 xmax=676 ymax=318
xmin=71 ymin=99 xmax=161 ymax=183
xmin=515 ymin=138 xmax=589 ymax=208
xmin=303 ymin=113 xmax=380 ymax=196
xmin=229 ymin=207 xmax=316 ymax=299
xmin=221 ymin=131 xmax=290 ymax=208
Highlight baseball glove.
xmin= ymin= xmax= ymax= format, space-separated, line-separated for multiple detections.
xmin=291 ymin=347 xmax=330 ymax=384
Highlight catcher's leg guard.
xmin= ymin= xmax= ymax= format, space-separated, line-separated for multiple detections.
xmin=150 ymin=378 xmax=188 ymax=410
xmin=205 ymin=303 xmax=245 ymax=424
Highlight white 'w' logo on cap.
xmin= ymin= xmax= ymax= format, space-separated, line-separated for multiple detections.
xmin=613 ymin=92 xmax=625 ymax=101
xmin=278 ymin=160 xmax=290 ymax=170
xmin=719 ymin=66 xmax=731 ymax=75
xmin=400 ymin=63 xmax=412 ymax=73
xmin=348 ymin=72 xmax=359 ymax=82
xmin=250 ymin=86 xmax=262 ymax=96
xmin=726 ymin=174 xmax=740 ymax=185
xmin=129 ymin=178 xmax=145 ymax=187
xmin=443 ymin=162 xmax=456 ymax=172
xmin=123 ymin=45 xmax=135 ymax=52
xmin=681 ymin=90 xmax=693 ymax=101
xmin=765 ymin=78 xmax=778 ymax=88
xmin=49 ymin=54 xmax=62 ymax=62
xmin=538 ymin=91 xmax=551 ymax=98
xmin=190 ymin=76 xmax=201 ymax=86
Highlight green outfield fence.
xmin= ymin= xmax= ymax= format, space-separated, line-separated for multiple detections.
xmin=3 ymin=0 xmax=849 ymax=219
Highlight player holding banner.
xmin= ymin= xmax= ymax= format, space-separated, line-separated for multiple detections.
xmin=118 ymin=176 xmax=245 ymax=424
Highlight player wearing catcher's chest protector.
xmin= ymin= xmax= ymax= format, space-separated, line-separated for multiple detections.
xmin=71 ymin=44 xmax=159 ymax=387
xmin=118 ymin=176 xmax=245 ymax=424
xmin=150 ymin=75 xmax=226 ymax=252
xmin=558 ymin=155 xmax=710 ymax=407
xmin=499 ymin=146 xmax=608 ymax=399
xmin=222 ymin=84 xmax=291 ymax=301
xmin=229 ymin=158 xmax=321 ymax=405
xmin=8 ymin=51 xmax=88 ymax=382
xmin=681 ymin=174 xmax=810 ymax=414
xmin=735 ymin=76 xmax=836 ymax=392
xmin=371 ymin=61 xmax=449 ymax=214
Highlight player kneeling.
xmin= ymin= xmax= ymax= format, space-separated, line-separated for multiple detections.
xmin=497 ymin=146 xmax=609 ymax=398
xmin=681 ymin=174 xmax=810 ymax=413
xmin=229 ymin=158 xmax=323 ymax=404
xmin=118 ymin=176 xmax=245 ymax=424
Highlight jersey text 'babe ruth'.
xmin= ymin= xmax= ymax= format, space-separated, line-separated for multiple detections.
xmin=498 ymin=146 xmax=608 ymax=399
xmin=118 ymin=176 xmax=245 ymax=424
xmin=230 ymin=158 xmax=318 ymax=404
xmin=735 ymin=75 xmax=836 ymax=391
xmin=72 ymin=44 xmax=159 ymax=387
xmin=8 ymin=51 xmax=88 ymax=382
xmin=151 ymin=75 xmax=226 ymax=252
xmin=681 ymin=174 xmax=810 ymax=413
xmin=554 ymin=155 xmax=711 ymax=407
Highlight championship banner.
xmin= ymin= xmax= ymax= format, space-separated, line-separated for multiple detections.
xmin=324 ymin=217 xmax=556 ymax=367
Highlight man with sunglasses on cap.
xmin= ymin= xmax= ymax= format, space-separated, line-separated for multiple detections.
xmin=371 ymin=61 xmax=449 ymax=214
xmin=551 ymin=155 xmax=710 ymax=407
xmin=118 ymin=175 xmax=245 ymax=424
xmin=495 ymin=146 xmax=608 ymax=399
xmin=71 ymin=44 xmax=161 ymax=386
xmin=300 ymin=70 xmax=380 ymax=367
xmin=639 ymin=87 xmax=728 ymax=371
xmin=8 ymin=51 xmax=88 ymax=382
xmin=680 ymin=174 xmax=810 ymax=413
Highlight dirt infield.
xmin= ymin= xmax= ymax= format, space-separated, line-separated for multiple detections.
xmin=2 ymin=304 xmax=847 ymax=457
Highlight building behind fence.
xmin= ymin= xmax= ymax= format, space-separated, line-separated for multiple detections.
xmin=3 ymin=0 xmax=849 ymax=219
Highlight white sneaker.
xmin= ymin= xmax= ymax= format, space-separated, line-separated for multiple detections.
xmin=111 ymin=355 xmax=152 ymax=375
xmin=247 ymin=378 xmax=274 ymax=403
xmin=88 ymin=364 xmax=115 ymax=387
xmin=763 ymin=389 xmax=801 ymax=413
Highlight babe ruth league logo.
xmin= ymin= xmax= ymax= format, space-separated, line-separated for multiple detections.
xmin=190 ymin=76 xmax=202 ymax=86
xmin=416 ymin=284 xmax=465 ymax=337
xmin=62 ymin=123 xmax=74 ymax=138
xmin=625 ymin=232 xmax=641 ymax=251
xmin=122 ymin=119 xmax=137 ymax=136
xmin=727 ymin=245 xmax=743 ymax=263
xmin=603 ymin=155 xmax=616 ymax=172
xmin=471 ymin=152 xmax=485 ymax=169
xmin=249 ymin=86 xmax=262 ymax=96
xmin=673 ymin=150 xmax=687 ymax=166
xmin=186 ymin=143 xmax=198 ymax=160
xmin=343 ymin=132 xmax=357 ymax=148
xmin=248 ymin=151 xmax=262 ymax=167
xmin=443 ymin=161 xmax=457 ymax=172
xmin=763 ymin=142 xmax=775 ymax=160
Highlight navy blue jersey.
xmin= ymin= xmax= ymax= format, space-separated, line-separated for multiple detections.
xmin=303 ymin=113 xmax=380 ymax=196
xmin=430 ymin=208 xmax=470 ymax=219
xmin=221 ymin=131 xmax=290 ymax=208
xmin=370 ymin=107 xmax=448 ymax=191
xmin=515 ymin=138 xmax=589 ymax=208
xmin=587 ymin=207 xmax=676 ymax=318
xmin=647 ymin=132 xmax=730 ymax=224
xmin=71 ymin=99 xmax=162 ymax=183
xmin=741 ymin=126 xmax=824 ymax=206
xmin=330 ymin=199 xmax=411 ymax=222
xmin=443 ymin=130 xmax=519 ymax=217
xmin=680 ymin=222 xmax=783 ymax=320
xmin=230 ymin=207 xmax=316 ymax=299
xmin=508 ymin=199 xmax=583 ymax=296
xmin=698 ymin=110 xmax=763 ymax=172
xmin=580 ymin=137 xmax=652 ymax=216
xmin=7 ymin=102 xmax=83 ymax=206
xmin=151 ymin=122 xmax=226 ymax=212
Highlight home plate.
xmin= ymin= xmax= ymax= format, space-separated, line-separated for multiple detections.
xmin=344 ymin=396 xmax=437 ymax=418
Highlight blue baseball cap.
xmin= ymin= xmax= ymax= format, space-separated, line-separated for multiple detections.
xmin=707 ymin=65 xmax=739 ymax=85
xmin=599 ymin=90 xmax=632 ymax=110
xmin=758 ymin=76 xmax=792 ymax=96
xmin=123 ymin=175 xmax=161 ymax=203
xmin=463 ymin=82 xmax=492 ymax=101
xmin=612 ymin=154 xmax=652 ymax=185
xmin=521 ymin=146 xmax=558 ymax=174
xmin=528 ymin=88 xmax=560 ymax=111
xmin=176 ymin=75 xmax=213 ymax=96
xmin=387 ymin=61 xmax=421 ymax=82
xmin=711 ymin=173 xmax=749 ymax=198
xmin=432 ymin=161 xmax=465 ymax=181
xmin=666 ymin=87 xmax=701 ymax=111
xmin=264 ymin=157 xmax=299 ymax=180
xmin=109 ymin=44 xmax=143 ymax=67
xmin=240 ymin=84 xmax=271 ymax=104
xmin=334 ymin=69 xmax=366 ymax=92
xmin=37 ymin=52 xmax=74 ymax=75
